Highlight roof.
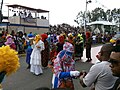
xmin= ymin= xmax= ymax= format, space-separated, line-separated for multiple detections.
xmin=87 ymin=21 xmax=116 ymax=26
xmin=6 ymin=4 xmax=49 ymax=13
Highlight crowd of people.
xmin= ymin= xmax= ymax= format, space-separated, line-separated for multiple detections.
xmin=0 ymin=27 xmax=120 ymax=90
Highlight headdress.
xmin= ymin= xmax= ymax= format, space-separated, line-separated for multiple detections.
xmin=63 ymin=42 xmax=74 ymax=53
xmin=68 ymin=33 xmax=73 ymax=38
xmin=77 ymin=34 xmax=83 ymax=40
xmin=68 ymin=33 xmax=74 ymax=44
xmin=6 ymin=34 xmax=12 ymax=39
xmin=41 ymin=33 xmax=48 ymax=41
xmin=34 ymin=34 xmax=41 ymax=44
xmin=5 ymin=35 xmax=14 ymax=46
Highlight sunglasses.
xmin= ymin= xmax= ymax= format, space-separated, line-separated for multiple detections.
xmin=108 ymin=59 xmax=120 ymax=64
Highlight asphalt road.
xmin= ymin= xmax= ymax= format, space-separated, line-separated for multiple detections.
xmin=2 ymin=45 xmax=102 ymax=90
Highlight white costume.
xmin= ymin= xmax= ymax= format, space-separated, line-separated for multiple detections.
xmin=30 ymin=40 xmax=45 ymax=75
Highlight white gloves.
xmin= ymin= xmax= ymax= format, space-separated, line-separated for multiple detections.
xmin=70 ymin=71 xmax=80 ymax=77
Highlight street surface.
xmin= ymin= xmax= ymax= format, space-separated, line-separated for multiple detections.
xmin=2 ymin=45 xmax=102 ymax=90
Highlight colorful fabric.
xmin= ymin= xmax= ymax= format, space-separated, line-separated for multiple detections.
xmin=54 ymin=50 xmax=75 ymax=75
xmin=63 ymin=42 xmax=74 ymax=53
xmin=53 ymin=42 xmax=75 ymax=88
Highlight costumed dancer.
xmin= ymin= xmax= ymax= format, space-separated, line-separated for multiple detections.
xmin=85 ymin=31 xmax=92 ymax=62
xmin=26 ymin=36 xmax=34 ymax=69
xmin=48 ymin=44 xmax=57 ymax=70
xmin=4 ymin=35 xmax=16 ymax=50
xmin=41 ymin=33 xmax=49 ymax=68
xmin=67 ymin=33 xmax=75 ymax=60
xmin=0 ymin=46 xmax=20 ymax=90
xmin=56 ymin=35 xmax=65 ymax=54
xmin=30 ymin=34 xmax=45 ymax=76
xmin=74 ymin=34 xmax=84 ymax=61
xmin=67 ymin=33 xmax=74 ymax=45
xmin=52 ymin=42 xmax=80 ymax=90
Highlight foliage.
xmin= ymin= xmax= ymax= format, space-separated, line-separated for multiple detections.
xmin=74 ymin=7 xmax=120 ymax=28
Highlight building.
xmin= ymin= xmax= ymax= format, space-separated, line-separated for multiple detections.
xmin=0 ymin=4 xmax=49 ymax=34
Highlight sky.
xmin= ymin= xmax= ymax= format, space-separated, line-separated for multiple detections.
xmin=2 ymin=0 xmax=120 ymax=26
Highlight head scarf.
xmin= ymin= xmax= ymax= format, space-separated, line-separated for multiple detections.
xmin=34 ymin=34 xmax=41 ymax=44
xmin=63 ymin=42 xmax=74 ymax=53
xmin=67 ymin=33 xmax=74 ymax=44
xmin=5 ymin=35 xmax=14 ymax=46
xmin=41 ymin=33 xmax=48 ymax=41
xmin=58 ymin=35 xmax=64 ymax=44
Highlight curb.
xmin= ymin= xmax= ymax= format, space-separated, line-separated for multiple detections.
xmin=18 ymin=54 xmax=26 ymax=57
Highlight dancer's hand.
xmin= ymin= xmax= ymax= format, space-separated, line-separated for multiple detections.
xmin=70 ymin=71 xmax=80 ymax=77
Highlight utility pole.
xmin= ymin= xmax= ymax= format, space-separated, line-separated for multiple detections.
xmin=84 ymin=0 xmax=92 ymax=33
xmin=0 ymin=0 xmax=3 ymax=23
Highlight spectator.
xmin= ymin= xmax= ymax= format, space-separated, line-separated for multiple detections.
xmin=79 ymin=43 xmax=118 ymax=90
xmin=85 ymin=32 xmax=92 ymax=62
xmin=109 ymin=52 xmax=120 ymax=90
xmin=109 ymin=39 xmax=120 ymax=90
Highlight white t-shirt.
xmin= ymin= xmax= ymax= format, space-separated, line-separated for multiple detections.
xmin=83 ymin=61 xmax=118 ymax=90
xmin=92 ymin=35 xmax=96 ymax=40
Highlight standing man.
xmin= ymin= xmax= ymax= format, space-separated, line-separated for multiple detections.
xmin=85 ymin=31 xmax=92 ymax=62
xmin=109 ymin=52 xmax=120 ymax=90
xmin=79 ymin=43 xmax=118 ymax=90
xmin=109 ymin=39 xmax=120 ymax=90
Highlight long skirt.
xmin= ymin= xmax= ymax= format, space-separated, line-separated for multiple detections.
xmin=30 ymin=65 xmax=43 ymax=75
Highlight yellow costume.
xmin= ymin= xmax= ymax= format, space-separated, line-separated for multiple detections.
xmin=0 ymin=45 xmax=20 ymax=89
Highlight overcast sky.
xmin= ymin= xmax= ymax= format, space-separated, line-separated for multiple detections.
xmin=2 ymin=0 xmax=120 ymax=26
